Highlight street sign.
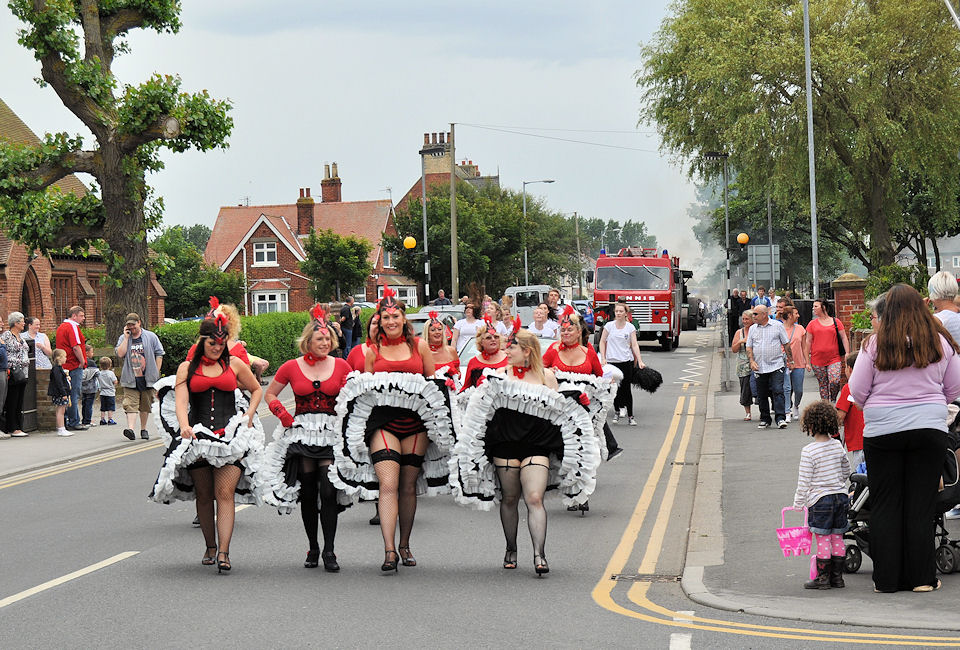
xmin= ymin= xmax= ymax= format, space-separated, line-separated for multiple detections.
xmin=747 ymin=244 xmax=780 ymax=285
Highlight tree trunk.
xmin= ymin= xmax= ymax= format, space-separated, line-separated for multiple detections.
xmin=101 ymin=147 xmax=149 ymax=345
xmin=868 ymin=180 xmax=895 ymax=267
xmin=932 ymin=237 xmax=941 ymax=272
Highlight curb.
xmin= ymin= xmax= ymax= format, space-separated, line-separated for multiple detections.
xmin=0 ymin=438 xmax=158 ymax=482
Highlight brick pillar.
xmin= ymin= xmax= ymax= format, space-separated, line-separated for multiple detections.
xmin=831 ymin=273 xmax=867 ymax=334
xmin=34 ymin=369 xmax=58 ymax=431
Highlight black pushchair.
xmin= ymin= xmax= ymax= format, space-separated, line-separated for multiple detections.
xmin=843 ymin=421 xmax=960 ymax=574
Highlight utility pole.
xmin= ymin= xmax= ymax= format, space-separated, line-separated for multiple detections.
xmin=803 ymin=0 xmax=820 ymax=298
xmin=449 ymin=123 xmax=459 ymax=299
xmin=767 ymin=194 xmax=774 ymax=293
xmin=574 ymin=211 xmax=583 ymax=298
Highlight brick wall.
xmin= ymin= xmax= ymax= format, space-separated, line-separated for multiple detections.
xmin=226 ymin=222 xmax=308 ymax=314
xmin=831 ymin=273 xmax=867 ymax=334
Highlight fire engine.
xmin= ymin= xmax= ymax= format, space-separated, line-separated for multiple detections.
xmin=587 ymin=247 xmax=692 ymax=350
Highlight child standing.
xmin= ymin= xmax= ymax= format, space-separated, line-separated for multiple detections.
xmin=49 ymin=349 xmax=73 ymax=437
xmin=792 ymin=400 xmax=851 ymax=589
xmin=835 ymin=351 xmax=865 ymax=469
xmin=97 ymin=356 xmax=118 ymax=425
xmin=80 ymin=342 xmax=99 ymax=426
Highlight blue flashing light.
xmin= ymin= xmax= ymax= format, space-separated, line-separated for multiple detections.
xmin=661 ymin=249 xmax=669 ymax=257
xmin=599 ymin=248 xmax=606 ymax=256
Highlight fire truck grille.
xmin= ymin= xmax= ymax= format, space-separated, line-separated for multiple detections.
xmin=625 ymin=300 xmax=671 ymax=323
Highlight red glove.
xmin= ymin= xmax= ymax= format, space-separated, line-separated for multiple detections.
xmin=578 ymin=393 xmax=591 ymax=406
xmin=268 ymin=399 xmax=295 ymax=428
xmin=445 ymin=377 xmax=456 ymax=390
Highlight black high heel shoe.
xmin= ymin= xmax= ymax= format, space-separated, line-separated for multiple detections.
xmin=304 ymin=549 xmax=320 ymax=569
xmin=201 ymin=546 xmax=217 ymax=566
xmin=398 ymin=545 xmax=416 ymax=567
xmin=381 ymin=550 xmax=399 ymax=573
xmin=322 ymin=551 xmax=340 ymax=572
xmin=579 ymin=501 xmax=590 ymax=516
xmin=534 ymin=554 xmax=549 ymax=576
xmin=503 ymin=549 xmax=518 ymax=569
xmin=217 ymin=551 xmax=231 ymax=574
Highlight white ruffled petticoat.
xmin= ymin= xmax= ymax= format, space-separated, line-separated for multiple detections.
xmin=448 ymin=371 xmax=601 ymax=511
xmin=553 ymin=370 xmax=615 ymax=461
xmin=328 ymin=371 xmax=458 ymax=501
xmin=148 ymin=376 xmax=266 ymax=505
xmin=260 ymin=412 xmax=353 ymax=513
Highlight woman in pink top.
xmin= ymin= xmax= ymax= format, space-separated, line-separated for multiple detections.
xmin=848 ymin=285 xmax=960 ymax=593
xmin=804 ymin=299 xmax=849 ymax=401
xmin=782 ymin=306 xmax=807 ymax=420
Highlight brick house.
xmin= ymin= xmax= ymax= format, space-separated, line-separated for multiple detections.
xmin=204 ymin=163 xmax=417 ymax=313
xmin=0 ymin=98 xmax=166 ymax=330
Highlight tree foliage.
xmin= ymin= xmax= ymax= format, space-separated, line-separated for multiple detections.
xmin=638 ymin=0 xmax=960 ymax=270
xmin=576 ymin=217 xmax=656 ymax=258
xmin=300 ymin=228 xmax=373 ymax=302
xmin=150 ymin=225 xmax=242 ymax=318
xmin=0 ymin=1 xmax=233 ymax=341
xmin=384 ymin=182 xmax=585 ymax=299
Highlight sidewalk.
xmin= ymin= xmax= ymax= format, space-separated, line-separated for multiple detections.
xmin=683 ymin=340 xmax=960 ymax=631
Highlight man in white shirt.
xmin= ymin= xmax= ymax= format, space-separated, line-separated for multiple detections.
xmin=746 ymin=305 xmax=793 ymax=429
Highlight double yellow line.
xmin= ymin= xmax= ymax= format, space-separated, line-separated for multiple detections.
xmin=0 ymin=440 xmax=163 ymax=491
xmin=592 ymin=394 xmax=960 ymax=645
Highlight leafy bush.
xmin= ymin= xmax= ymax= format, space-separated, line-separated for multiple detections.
xmin=850 ymin=309 xmax=872 ymax=330
xmin=236 ymin=311 xmax=311 ymax=372
xmin=80 ymin=327 xmax=105 ymax=348
xmin=865 ymin=263 xmax=929 ymax=300
xmin=153 ymin=320 xmax=202 ymax=375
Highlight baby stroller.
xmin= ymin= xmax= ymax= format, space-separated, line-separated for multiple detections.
xmin=843 ymin=416 xmax=960 ymax=574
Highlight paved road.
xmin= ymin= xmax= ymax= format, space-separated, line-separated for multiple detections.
xmin=2 ymin=327 xmax=959 ymax=648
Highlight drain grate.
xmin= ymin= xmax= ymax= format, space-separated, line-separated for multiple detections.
xmin=611 ymin=573 xmax=682 ymax=582
xmin=671 ymin=461 xmax=698 ymax=466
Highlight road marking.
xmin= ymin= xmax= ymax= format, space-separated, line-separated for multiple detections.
xmin=0 ymin=552 xmax=138 ymax=609
xmin=669 ymin=633 xmax=692 ymax=649
xmin=0 ymin=441 xmax=163 ymax=490
xmin=235 ymin=504 xmax=252 ymax=512
xmin=673 ymin=611 xmax=695 ymax=621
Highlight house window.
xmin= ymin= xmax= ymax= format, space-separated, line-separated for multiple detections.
xmin=378 ymin=285 xmax=418 ymax=308
xmin=52 ymin=275 xmax=75 ymax=324
xmin=253 ymin=241 xmax=278 ymax=266
xmin=928 ymin=256 xmax=937 ymax=269
xmin=383 ymin=250 xmax=394 ymax=269
xmin=953 ymin=256 xmax=960 ymax=268
xmin=252 ymin=291 xmax=288 ymax=315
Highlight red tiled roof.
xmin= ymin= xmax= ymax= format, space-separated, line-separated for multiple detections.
xmin=205 ymin=199 xmax=393 ymax=269
xmin=396 ymin=173 xmax=450 ymax=214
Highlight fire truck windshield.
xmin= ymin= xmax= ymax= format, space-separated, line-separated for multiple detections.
xmin=595 ymin=265 xmax=670 ymax=291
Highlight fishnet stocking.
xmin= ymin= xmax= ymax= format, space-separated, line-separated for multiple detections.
xmin=495 ymin=465 xmax=521 ymax=552
xmin=520 ymin=462 xmax=549 ymax=556
xmin=398 ymin=465 xmax=420 ymax=547
xmin=190 ymin=467 xmax=216 ymax=549
xmin=373 ymin=458 xmax=400 ymax=551
xmin=213 ymin=465 xmax=242 ymax=553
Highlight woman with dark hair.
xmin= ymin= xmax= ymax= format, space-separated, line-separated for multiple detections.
xmin=849 ymin=284 xmax=960 ymax=593
xmin=149 ymin=306 xmax=264 ymax=573
xmin=331 ymin=288 xmax=453 ymax=572
xmin=804 ymin=299 xmax=849 ymax=401
xmin=262 ymin=306 xmax=352 ymax=571
xmin=452 ymin=303 xmax=482 ymax=351
xmin=599 ymin=301 xmax=645 ymax=426
xmin=346 ymin=313 xmax=379 ymax=372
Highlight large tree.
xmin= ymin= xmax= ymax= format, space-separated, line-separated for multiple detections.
xmin=299 ymin=228 xmax=373 ymax=302
xmin=0 ymin=1 xmax=232 ymax=340
xmin=639 ymin=0 xmax=960 ymax=270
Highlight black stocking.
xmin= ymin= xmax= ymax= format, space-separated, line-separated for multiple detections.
xmin=213 ymin=465 xmax=242 ymax=554
xmin=373 ymin=459 xmax=400 ymax=551
xmin=190 ymin=467 xmax=216 ymax=549
xmin=495 ymin=465 xmax=522 ymax=552
xmin=520 ymin=463 xmax=549 ymax=556
xmin=317 ymin=460 xmax=338 ymax=554
xmin=397 ymin=465 xmax=420 ymax=548
xmin=299 ymin=457 xmax=319 ymax=551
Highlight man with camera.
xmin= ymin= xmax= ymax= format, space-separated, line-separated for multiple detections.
xmin=115 ymin=312 xmax=165 ymax=441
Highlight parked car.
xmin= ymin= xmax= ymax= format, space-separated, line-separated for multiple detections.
xmin=572 ymin=299 xmax=595 ymax=333
xmin=406 ymin=305 xmax=465 ymax=336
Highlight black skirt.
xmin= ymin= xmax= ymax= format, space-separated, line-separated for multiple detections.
xmin=486 ymin=409 xmax=563 ymax=460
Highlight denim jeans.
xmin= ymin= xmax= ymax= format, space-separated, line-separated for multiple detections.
xmin=81 ymin=392 xmax=96 ymax=425
xmin=789 ymin=368 xmax=805 ymax=412
xmin=755 ymin=367 xmax=786 ymax=424
xmin=342 ymin=329 xmax=353 ymax=357
xmin=67 ymin=367 xmax=83 ymax=427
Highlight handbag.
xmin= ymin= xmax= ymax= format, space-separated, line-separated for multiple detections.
xmin=9 ymin=366 xmax=28 ymax=384
xmin=833 ymin=318 xmax=846 ymax=359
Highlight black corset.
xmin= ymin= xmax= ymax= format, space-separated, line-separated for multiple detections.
xmin=189 ymin=388 xmax=236 ymax=433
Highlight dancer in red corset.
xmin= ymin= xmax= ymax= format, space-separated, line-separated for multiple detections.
xmin=424 ymin=311 xmax=460 ymax=386
xmin=263 ymin=305 xmax=352 ymax=571
xmin=462 ymin=315 xmax=508 ymax=390
xmin=346 ymin=313 xmax=379 ymax=372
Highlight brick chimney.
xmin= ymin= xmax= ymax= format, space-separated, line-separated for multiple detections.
xmin=296 ymin=187 xmax=315 ymax=234
xmin=321 ymin=162 xmax=342 ymax=203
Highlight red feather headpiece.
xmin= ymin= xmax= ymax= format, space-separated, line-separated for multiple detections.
xmin=482 ymin=313 xmax=496 ymax=332
xmin=311 ymin=304 xmax=329 ymax=333
xmin=204 ymin=296 xmax=229 ymax=343
xmin=506 ymin=315 xmax=522 ymax=347
xmin=559 ymin=304 xmax=578 ymax=327
xmin=378 ymin=286 xmax=402 ymax=313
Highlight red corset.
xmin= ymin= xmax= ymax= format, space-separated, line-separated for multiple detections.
xmin=295 ymin=390 xmax=338 ymax=415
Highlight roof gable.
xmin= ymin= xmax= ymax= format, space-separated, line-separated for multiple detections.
xmin=219 ymin=213 xmax=305 ymax=271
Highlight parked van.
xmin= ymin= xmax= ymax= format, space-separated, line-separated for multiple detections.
xmin=503 ymin=285 xmax=555 ymax=325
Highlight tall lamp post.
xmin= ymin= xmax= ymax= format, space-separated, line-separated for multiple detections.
xmin=522 ymin=179 xmax=555 ymax=285
xmin=803 ymin=0 xmax=819 ymax=298
xmin=704 ymin=152 xmax=730 ymax=306
xmin=418 ymin=141 xmax=445 ymax=302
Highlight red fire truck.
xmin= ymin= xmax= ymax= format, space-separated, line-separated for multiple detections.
xmin=587 ymin=247 xmax=692 ymax=350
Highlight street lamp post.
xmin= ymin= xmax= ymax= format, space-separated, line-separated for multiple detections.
xmin=522 ymin=179 xmax=555 ymax=285
xmin=419 ymin=142 xmax=445 ymax=303
xmin=803 ymin=0 xmax=819 ymax=298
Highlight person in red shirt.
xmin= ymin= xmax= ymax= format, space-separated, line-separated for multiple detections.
xmin=346 ymin=314 xmax=379 ymax=372
xmin=55 ymin=306 xmax=86 ymax=430
xmin=462 ymin=318 xmax=508 ymax=390
xmin=804 ymin=299 xmax=849 ymax=401
xmin=835 ymin=351 xmax=865 ymax=470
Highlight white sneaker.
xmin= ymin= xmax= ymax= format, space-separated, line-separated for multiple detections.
xmin=619 ymin=407 xmax=627 ymax=418
xmin=792 ymin=406 xmax=800 ymax=419
xmin=629 ymin=416 xmax=637 ymax=426
xmin=0 ymin=431 xmax=9 ymax=439
xmin=785 ymin=413 xmax=792 ymax=423
xmin=777 ymin=420 xmax=788 ymax=429
xmin=57 ymin=428 xmax=74 ymax=437
xmin=612 ymin=412 xmax=620 ymax=424
xmin=946 ymin=506 xmax=960 ymax=520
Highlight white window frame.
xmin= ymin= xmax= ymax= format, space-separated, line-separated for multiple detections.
xmin=952 ymin=256 xmax=960 ymax=268
xmin=252 ymin=290 xmax=288 ymax=314
xmin=252 ymin=241 xmax=279 ymax=267
xmin=396 ymin=285 xmax=418 ymax=308
xmin=383 ymin=249 xmax=394 ymax=269
xmin=928 ymin=256 xmax=937 ymax=269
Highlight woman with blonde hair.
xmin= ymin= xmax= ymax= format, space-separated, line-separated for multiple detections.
xmin=462 ymin=319 xmax=508 ymax=390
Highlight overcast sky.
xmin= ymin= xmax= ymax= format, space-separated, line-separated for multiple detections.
xmin=1 ymin=1 xmax=703 ymax=261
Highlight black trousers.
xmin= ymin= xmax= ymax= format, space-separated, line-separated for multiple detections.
xmin=864 ymin=428 xmax=944 ymax=592
xmin=3 ymin=380 xmax=25 ymax=433
xmin=611 ymin=361 xmax=634 ymax=416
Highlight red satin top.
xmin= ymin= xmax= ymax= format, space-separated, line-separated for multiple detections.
xmin=347 ymin=344 xmax=368 ymax=372
xmin=186 ymin=341 xmax=250 ymax=365
xmin=542 ymin=342 xmax=603 ymax=377
xmin=273 ymin=357 xmax=351 ymax=415
xmin=462 ymin=355 xmax=508 ymax=390
xmin=372 ymin=337 xmax=424 ymax=374
xmin=434 ymin=358 xmax=460 ymax=376
xmin=190 ymin=363 xmax=237 ymax=392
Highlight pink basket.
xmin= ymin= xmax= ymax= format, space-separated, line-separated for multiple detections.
xmin=776 ymin=507 xmax=812 ymax=557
